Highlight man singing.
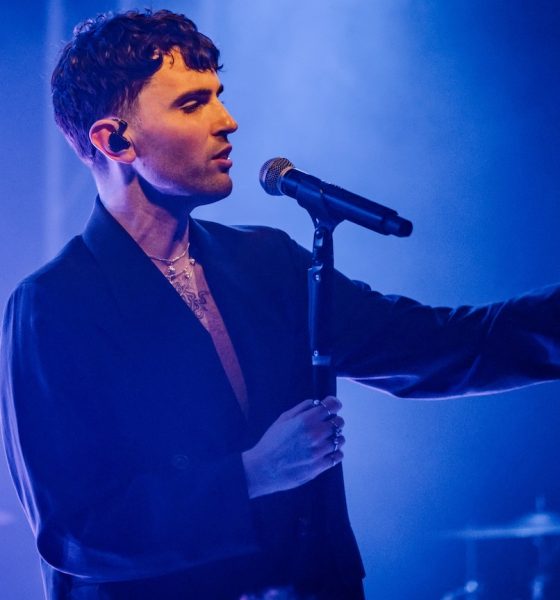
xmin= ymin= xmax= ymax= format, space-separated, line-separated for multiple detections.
xmin=1 ymin=9 xmax=559 ymax=600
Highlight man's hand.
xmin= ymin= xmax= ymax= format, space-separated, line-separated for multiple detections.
xmin=241 ymin=397 xmax=345 ymax=499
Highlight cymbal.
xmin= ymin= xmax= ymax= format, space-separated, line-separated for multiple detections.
xmin=443 ymin=510 xmax=560 ymax=540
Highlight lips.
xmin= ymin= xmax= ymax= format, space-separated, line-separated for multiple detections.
xmin=212 ymin=145 xmax=233 ymax=171
xmin=212 ymin=145 xmax=232 ymax=160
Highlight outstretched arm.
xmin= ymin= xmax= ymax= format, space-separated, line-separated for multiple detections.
xmin=281 ymin=231 xmax=560 ymax=398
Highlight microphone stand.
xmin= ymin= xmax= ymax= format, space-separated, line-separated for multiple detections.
xmin=296 ymin=176 xmax=412 ymax=577
xmin=309 ymin=220 xmax=338 ymax=399
xmin=301 ymin=184 xmax=358 ymax=577
xmin=302 ymin=187 xmax=342 ymax=400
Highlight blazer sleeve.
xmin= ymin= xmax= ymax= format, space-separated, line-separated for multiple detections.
xmin=283 ymin=234 xmax=560 ymax=398
xmin=0 ymin=280 xmax=259 ymax=583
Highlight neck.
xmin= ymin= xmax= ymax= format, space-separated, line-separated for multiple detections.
xmin=95 ymin=171 xmax=195 ymax=259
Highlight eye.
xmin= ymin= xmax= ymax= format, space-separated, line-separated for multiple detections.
xmin=180 ymin=101 xmax=201 ymax=114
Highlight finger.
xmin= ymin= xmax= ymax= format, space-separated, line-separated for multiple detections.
xmin=283 ymin=397 xmax=343 ymax=422
xmin=323 ymin=449 xmax=344 ymax=469
xmin=322 ymin=395 xmax=342 ymax=414
xmin=300 ymin=411 xmax=339 ymax=440
xmin=320 ymin=418 xmax=345 ymax=442
xmin=329 ymin=415 xmax=345 ymax=430
xmin=331 ymin=435 xmax=346 ymax=448
xmin=310 ymin=396 xmax=342 ymax=419
xmin=328 ymin=430 xmax=346 ymax=452
xmin=281 ymin=398 xmax=318 ymax=420
xmin=302 ymin=413 xmax=345 ymax=445
xmin=310 ymin=433 xmax=346 ymax=459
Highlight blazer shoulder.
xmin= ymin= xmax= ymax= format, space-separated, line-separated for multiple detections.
xmin=16 ymin=236 xmax=93 ymax=292
xmin=7 ymin=236 xmax=98 ymax=319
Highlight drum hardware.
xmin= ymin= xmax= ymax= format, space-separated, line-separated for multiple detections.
xmin=439 ymin=498 xmax=560 ymax=600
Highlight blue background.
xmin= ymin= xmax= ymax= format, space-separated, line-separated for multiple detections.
xmin=1 ymin=1 xmax=559 ymax=598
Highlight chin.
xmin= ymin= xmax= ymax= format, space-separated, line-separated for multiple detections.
xmin=206 ymin=176 xmax=234 ymax=200
xmin=189 ymin=182 xmax=233 ymax=207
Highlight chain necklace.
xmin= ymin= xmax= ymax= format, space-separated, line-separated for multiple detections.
xmin=149 ymin=244 xmax=197 ymax=296
xmin=148 ymin=245 xmax=191 ymax=279
xmin=148 ymin=241 xmax=208 ymax=319
xmin=165 ymin=256 xmax=208 ymax=319
xmin=166 ymin=256 xmax=196 ymax=283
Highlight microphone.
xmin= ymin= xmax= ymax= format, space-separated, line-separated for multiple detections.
xmin=259 ymin=157 xmax=413 ymax=237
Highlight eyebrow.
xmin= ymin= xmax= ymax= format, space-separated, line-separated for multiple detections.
xmin=170 ymin=84 xmax=224 ymax=108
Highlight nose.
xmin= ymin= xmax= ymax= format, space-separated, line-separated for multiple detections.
xmin=215 ymin=102 xmax=238 ymax=136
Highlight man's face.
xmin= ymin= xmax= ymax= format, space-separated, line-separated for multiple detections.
xmin=128 ymin=49 xmax=238 ymax=203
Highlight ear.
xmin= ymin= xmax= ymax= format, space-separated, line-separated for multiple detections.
xmin=89 ymin=118 xmax=136 ymax=163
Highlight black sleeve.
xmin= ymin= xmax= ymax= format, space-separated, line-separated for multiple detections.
xmin=283 ymin=234 xmax=560 ymax=398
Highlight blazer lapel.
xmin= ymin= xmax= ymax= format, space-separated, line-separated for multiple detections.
xmin=81 ymin=198 xmax=246 ymax=434
xmin=188 ymin=219 xmax=299 ymax=439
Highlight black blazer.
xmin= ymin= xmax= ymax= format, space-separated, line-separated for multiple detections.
xmin=2 ymin=199 xmax=559 ymax=598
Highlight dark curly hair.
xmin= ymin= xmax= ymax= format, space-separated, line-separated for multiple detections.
xmin=51 ymin=9 xmax=221 ymax=164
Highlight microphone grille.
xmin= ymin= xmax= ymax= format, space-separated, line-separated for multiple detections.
xmin=259 ymin=157 xmax=294 ymax=196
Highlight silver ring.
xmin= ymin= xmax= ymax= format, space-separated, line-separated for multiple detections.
xmin=312 ymin=398 xmax=333 ymax=417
